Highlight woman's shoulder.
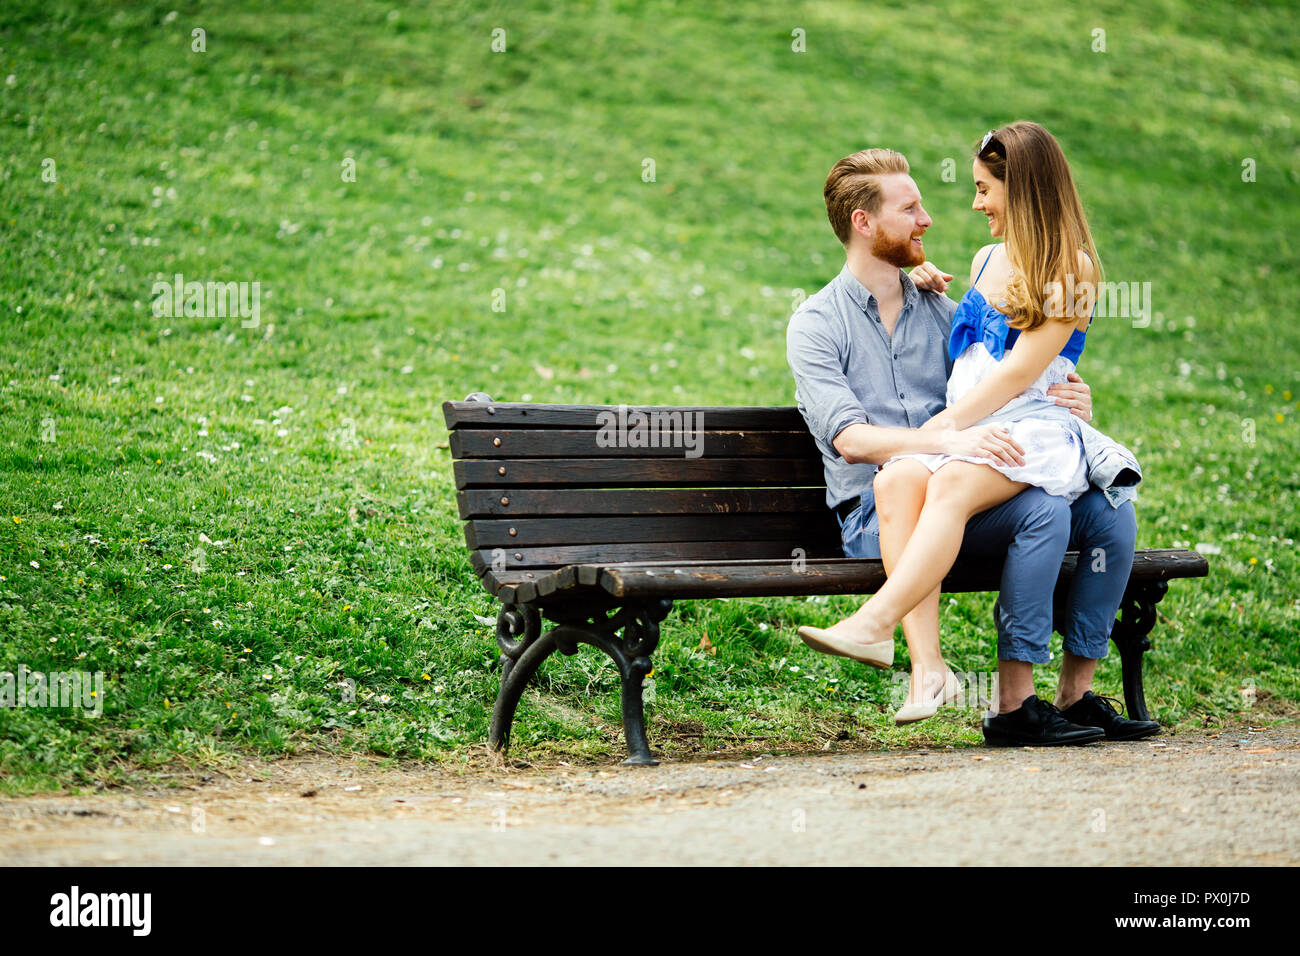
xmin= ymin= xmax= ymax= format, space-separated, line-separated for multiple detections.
xmin=1071 ymin=248 xmax=1098 ymax=330
xmin=1075 ymin=247 xmax=1098 ymax=284
xmin=968 ymin=242 xmax=1003 ymax=286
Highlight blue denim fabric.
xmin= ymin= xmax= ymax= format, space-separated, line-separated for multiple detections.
xmin=837 ymin=487 xmax=1136 ymax=663
xmin=1057 ymin=489 xmax=1137 ymax=658
xmin=835 ymin=499 xmax=881 ymax=562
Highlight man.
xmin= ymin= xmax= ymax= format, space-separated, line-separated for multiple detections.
xmin=786 ymin=148 xmax=1157 ymax=745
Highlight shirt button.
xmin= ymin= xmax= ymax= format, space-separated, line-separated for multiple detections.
xmin=899 ymin=392 xmax=905 ymax=399
xmin=893 ymin=353 xmax=899 ymax=359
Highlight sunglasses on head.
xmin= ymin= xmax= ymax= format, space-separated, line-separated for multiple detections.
xmin=979 ymin=129 xmax=1004 ymax=155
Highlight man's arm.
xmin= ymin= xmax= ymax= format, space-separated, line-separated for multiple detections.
xmin=833 ymin=421 xmax=945 ymax=465
xmin=923 ymin=317 xmax=1078 ymax=432
xmin=785 ymin=314 xmax=874 ymax=460
xmin=835 ymin=421 xmax=1025 ymax=467
xmin=833 ymin=422 xmax=943 ymax=464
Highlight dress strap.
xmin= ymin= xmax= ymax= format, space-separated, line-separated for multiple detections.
xmin=973 ymin=246 xmax=998 ymax=284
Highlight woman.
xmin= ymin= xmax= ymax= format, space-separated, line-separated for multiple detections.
xmin=800 ymin=122 xmax=1126 ymax=722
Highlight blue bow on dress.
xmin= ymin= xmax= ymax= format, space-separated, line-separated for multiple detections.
xmin=948 ymin=289 xmax=1016 ymax=361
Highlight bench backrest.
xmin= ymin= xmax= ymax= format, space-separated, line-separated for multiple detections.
xmin=442 ymin=399 xmax=842 ymax=579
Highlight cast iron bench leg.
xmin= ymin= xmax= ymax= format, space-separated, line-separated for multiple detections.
xmin=1109 ymin=580 xmax=1168 ymax=722
xmin=489 ymin=604 xmax=547 ymax=754
xmin=489 ymin=599 xmax=674 ymax=766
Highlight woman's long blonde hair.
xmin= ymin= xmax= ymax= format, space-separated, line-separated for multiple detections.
xmin=976 ymin=122 xmax=1103 ymax=331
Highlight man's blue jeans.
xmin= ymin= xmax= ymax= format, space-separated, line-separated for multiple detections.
xmin=837 ymin=487 xmax=1137 ymax=663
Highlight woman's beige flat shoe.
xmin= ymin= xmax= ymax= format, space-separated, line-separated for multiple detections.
xmin=796 ymin=625 xmax=894 ymax=669
xmin=894 ymin=670 xmax=962 ymax=725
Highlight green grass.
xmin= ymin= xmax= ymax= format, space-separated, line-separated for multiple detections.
xmin=0 ymin=0 xmax=1297 ymax=791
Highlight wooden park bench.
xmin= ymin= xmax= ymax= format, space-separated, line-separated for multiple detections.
xmin=443 ymin=393 xmax=1208 ymax=765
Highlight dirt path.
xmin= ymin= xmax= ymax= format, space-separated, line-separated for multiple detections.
xmin=2 ymin=727 xmax=1296 ymax=866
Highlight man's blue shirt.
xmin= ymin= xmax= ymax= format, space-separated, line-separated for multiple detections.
xmin=786 ymin=262 xmax=957 ymax=513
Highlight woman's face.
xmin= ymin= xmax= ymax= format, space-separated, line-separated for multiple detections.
xmin=972 ymin=158 xmax=1006 ymax=238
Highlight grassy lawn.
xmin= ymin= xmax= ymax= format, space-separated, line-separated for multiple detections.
xmin=0 ymin=0 xmax=1296 ymax=791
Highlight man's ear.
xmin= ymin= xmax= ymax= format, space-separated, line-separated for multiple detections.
xmin=850 ymin=207 xmax=872 ymax=238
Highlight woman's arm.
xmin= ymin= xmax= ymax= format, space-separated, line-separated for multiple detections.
xmin=925 ymin=249 xmax=1095 ymax=432
xmin=921 ymin=318 xmax=1078 ymax=431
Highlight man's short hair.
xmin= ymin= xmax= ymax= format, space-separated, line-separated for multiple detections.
xmin=824 ymin=148 xmax=910 ymax=245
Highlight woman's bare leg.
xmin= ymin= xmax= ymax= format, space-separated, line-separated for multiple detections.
xmin=873 ymin=462 xmax=947 ymax=704
xmin=829 ymin=462 xmax=1030 ymax=645
xmin=817 ymin=461 xmax=947 ymax=704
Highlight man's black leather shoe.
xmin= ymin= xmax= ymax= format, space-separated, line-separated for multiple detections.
xmin=1059 ymin=691 xmax=1161 ymax=741
xmin=982 ymin=695 xmax=1105 ymax=747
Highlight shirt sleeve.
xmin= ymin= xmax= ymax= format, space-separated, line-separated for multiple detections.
xmin=786 ymin=308 xmax=869 ymax=456
xmin=923 ymin=290 xmax=958 ymax=379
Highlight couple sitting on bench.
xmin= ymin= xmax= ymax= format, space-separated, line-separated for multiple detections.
xmin=787 ymin=122 xmax=1156 ymax=747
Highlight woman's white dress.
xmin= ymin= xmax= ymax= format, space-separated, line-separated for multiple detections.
xmin=888 ymin=287 xmax=1090 ymax=503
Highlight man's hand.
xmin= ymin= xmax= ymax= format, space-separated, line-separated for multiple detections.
xmin=939 ymin=424 xmax=1027 ymax=467
xmin=1046 ymin=371 xmax=1092 ymax=423
xmin=909 ymin=262 xmax=953 ymax=294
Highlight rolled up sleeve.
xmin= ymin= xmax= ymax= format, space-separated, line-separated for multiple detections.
xmin=787 ymin=309 xmax=868 ymax=455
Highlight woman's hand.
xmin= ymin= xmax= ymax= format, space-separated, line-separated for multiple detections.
xmin=909 ymin=262 xmax=954 ymax=294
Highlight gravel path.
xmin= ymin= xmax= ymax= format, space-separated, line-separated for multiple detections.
xmin=2 ymin=727 xmax=1296 ymax=866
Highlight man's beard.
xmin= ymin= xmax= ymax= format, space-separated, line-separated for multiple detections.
xmin=872 ymin=229 xmax=926 ymax=268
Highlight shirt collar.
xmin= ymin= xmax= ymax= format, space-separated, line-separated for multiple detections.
xmin=837 ymin=262 xmax=918 ymax=317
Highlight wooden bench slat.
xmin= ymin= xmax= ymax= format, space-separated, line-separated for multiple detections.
xmin=1127 ymin=548 xmax=1210 ymax=580
xmin=465 ymin=514 xmax=840 ymax=548
xmin=443 ymin=401 xmax=808 ymax=430
xmin=450 ymin=428 xmax=820 ymax=459
xmin=484 ymin=549 xmax=1207 ymax=607
xmin=482 ymin=569 xmax=540 ymax=601
xmin=595 ymin=548 xmax=1209 ymax=600
xmin=470 ymin=538 xmax=843 ymax=575
xmin=457 ymin=487 xmax=829 ymax=519
xmin=498 ymin=580 xmax=535 ymax=604
xmin=600 ymin=559 xmax=883 ymax=598
xmin=453 ymin=457 xmax=825 ymax=489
